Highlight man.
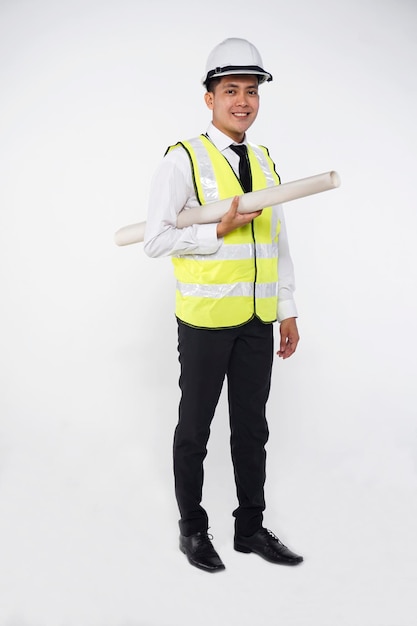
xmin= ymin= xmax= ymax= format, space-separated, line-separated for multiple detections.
xmin=144 ymin=37 xmax=303 ymax=573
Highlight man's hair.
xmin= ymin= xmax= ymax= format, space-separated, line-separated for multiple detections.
xmin=205 ymin=77 xmax=221 ymax=93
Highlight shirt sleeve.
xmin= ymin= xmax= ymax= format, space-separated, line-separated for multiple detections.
xmin=143 ymin=148 xmax=222 ymax=258
xmin=276 ymin=204 xmax=298 ymax=321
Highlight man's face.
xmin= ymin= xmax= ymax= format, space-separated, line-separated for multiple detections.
xmin=204 ymin=75 xmax=260 ymax=143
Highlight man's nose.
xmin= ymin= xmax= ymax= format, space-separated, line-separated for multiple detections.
xmin=236 ymin=95 xmax=249 ymax=106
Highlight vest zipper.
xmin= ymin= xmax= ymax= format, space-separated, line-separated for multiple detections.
xmin=251 ymin=221 xmax=257 ymax=316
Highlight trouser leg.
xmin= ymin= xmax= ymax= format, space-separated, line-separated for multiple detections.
xmin=174 ymin=321 xmax=233 ymax=536
xmin=227 ymin=318 xmax=274 ymax=536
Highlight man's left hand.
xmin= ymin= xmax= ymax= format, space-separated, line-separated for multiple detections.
xmin=277 ymin=317 xmax=299 ymax=359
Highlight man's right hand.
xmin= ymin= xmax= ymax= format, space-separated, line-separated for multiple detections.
xmin=216 ymin=196 xmax=262 ymax=238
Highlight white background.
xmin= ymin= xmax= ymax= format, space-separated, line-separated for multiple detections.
xmin=1 ymin=1 xmax=416 ymax=625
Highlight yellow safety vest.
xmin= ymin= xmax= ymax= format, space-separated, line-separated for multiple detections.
xmin=169 ymin=134 xmax=281 ymax=328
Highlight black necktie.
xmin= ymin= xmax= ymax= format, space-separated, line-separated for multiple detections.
xmin=229 ymin=144 xmax=252 ymax=193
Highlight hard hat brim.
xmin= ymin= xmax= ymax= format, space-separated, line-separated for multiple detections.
xmin=202 ymin=65 xmax=273 ymax=86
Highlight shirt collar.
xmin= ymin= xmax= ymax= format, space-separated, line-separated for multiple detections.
xmin=206 ymin=122 xmax=248 ymax=152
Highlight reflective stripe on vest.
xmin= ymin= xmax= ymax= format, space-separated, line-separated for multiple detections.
xmin=169 ymin=134 xmax=281 ymax=328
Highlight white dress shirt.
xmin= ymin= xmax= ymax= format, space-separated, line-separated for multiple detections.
xmin=144 ymin=123 xmax=297 ymax=321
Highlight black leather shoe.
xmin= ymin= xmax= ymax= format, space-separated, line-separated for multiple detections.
xmin=180 ymin=531 xmax=225 ymax=573
xmin=234 ymin=528 xmax=303 ymax=565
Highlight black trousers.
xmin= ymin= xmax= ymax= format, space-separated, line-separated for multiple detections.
xmin=174 ymin=317 xmax=274 ymax=537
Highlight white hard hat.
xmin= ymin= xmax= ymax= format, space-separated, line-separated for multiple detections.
xmin=202 ymin=37 xmax=273 ymax=86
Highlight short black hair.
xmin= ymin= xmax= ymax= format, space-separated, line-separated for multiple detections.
xmin=205 ymin=77 xmax=221 ymax=93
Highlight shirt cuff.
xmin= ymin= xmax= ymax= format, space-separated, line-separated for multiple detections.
xmin=277 ymin=298 xmax=298 ymax=322
xmin=195 ymin=223 xmax=221 ymax=252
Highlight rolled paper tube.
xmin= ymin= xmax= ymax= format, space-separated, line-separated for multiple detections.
xmin=114 ymin=170 xmax=341 ymax=246
xmin=114 ymin=222 xmax=147 ymax=246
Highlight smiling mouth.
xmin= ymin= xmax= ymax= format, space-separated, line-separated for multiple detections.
xmin=232 ymin=112 xmax=250 ymax=117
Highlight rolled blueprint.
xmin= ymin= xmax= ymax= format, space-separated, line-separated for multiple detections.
xmin=114 ymin=170 xmax=341 ymax=246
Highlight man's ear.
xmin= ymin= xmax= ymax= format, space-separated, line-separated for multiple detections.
xmin=204 ymin=92 xmax=214 ymax=110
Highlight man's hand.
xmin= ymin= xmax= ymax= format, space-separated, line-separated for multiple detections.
xmin=217 ymin=196 xmax=262 ymax=238
xmin=277 ymin=317 xmax=299 ymax=359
